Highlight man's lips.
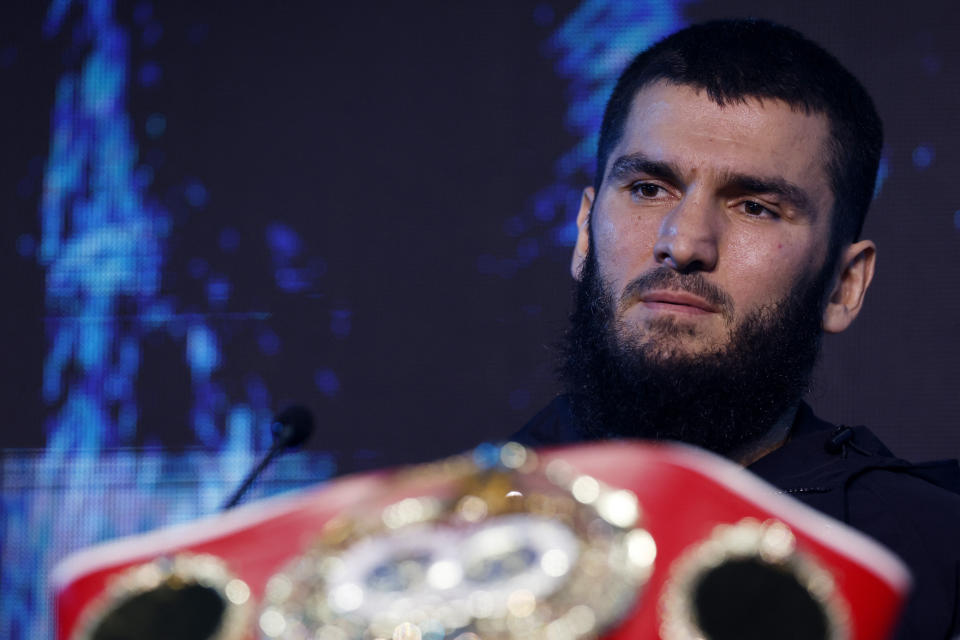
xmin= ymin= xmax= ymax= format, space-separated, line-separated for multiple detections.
xmin=638 ymin=289 xmax=719 ymax=314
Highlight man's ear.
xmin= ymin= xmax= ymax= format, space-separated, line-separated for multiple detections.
xmin=571 ymin=187 xmax=594 ymax=280
xmin=822 ymin=239 xmax=877 ymax=334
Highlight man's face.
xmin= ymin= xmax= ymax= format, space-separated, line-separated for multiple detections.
xmin=577 ymin=81 xmax=837 ymax=359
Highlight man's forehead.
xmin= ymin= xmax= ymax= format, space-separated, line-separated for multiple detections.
xmin=619 ymin=81 xmax=829 ymax=153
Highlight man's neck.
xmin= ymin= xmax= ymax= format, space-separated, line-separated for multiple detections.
xmin=731 ymin=403 xmax=800 ymax=467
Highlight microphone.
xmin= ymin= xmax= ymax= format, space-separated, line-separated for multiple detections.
xmin=221 ymin=405 xmax=315 ymax=510
xmin=270 ymin=405 xmax=314 ymax=449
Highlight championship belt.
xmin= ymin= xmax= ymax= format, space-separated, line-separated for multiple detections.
xmin=53 ymin=441 xmax=909 ymax=640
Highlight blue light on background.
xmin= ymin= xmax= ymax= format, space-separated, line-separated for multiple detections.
xmin=314 ymin=368 xmax=342 ymax=397
xmin=874 ymin=152 xmax=890 ymax=199
xmin=912 ymin=144 xmax=935 ymax=170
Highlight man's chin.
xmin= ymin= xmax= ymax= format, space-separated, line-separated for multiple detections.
xmin=614 ymin=324 xmax=726 ymax=363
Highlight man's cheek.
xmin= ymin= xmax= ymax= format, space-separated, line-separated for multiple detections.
xmin=726 ymin=234 xmax=805 ymax=282
xmin=596 ymin=223 xmax=656 ymax=285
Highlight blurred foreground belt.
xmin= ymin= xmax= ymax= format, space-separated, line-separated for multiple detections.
xmin=53 ymin=441 xmax=910 ymax=640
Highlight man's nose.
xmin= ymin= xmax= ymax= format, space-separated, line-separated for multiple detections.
xmin=652 ymin=196 xmax=720 ymax=273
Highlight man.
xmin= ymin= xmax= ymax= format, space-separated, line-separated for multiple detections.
xmin=512 ymin=19 xmax=960 ymax=638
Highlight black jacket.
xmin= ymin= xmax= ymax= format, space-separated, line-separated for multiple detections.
xmin=512 ymin=396 xmax=960 ymax=639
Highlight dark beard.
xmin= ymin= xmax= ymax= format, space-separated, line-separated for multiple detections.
xmin=559 ymin=250 xmax=830 ymax=457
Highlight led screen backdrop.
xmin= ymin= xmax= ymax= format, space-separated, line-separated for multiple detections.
xmin=2 ymin=1 xmax=959 ymax=637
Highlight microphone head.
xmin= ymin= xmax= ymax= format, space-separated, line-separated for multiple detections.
xmin=271 ymin=405 xmax=314 ymax=449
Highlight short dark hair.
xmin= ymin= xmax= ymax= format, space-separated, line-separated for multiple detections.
xmin=595 ymin=19 xmax=883 ymax=248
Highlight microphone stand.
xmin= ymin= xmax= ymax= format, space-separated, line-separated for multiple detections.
xmin=221 ymin=441 xmax=286 ymax=511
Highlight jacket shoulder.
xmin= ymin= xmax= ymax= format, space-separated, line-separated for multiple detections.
xmin=510 ymin=395 xmax=584 ymax=447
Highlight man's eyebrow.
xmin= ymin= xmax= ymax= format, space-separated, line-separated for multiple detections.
xmin=607 ymin=153 xmax=683 ymax=185
xmin=721 ymin=172 xmax=814 ymax=214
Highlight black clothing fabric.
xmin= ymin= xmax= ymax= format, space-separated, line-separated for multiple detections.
xmin=512 ymin=396 xmax=960 ymax=639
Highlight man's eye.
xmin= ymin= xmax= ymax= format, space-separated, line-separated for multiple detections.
xmin=631 ymin=183 xmax=664 ymax=198
xmin=742 ymin=200 xmax=776 ymax=217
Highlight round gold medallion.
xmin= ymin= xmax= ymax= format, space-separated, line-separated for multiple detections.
xmin=259 ymin=444 xmax=655 ymax=640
